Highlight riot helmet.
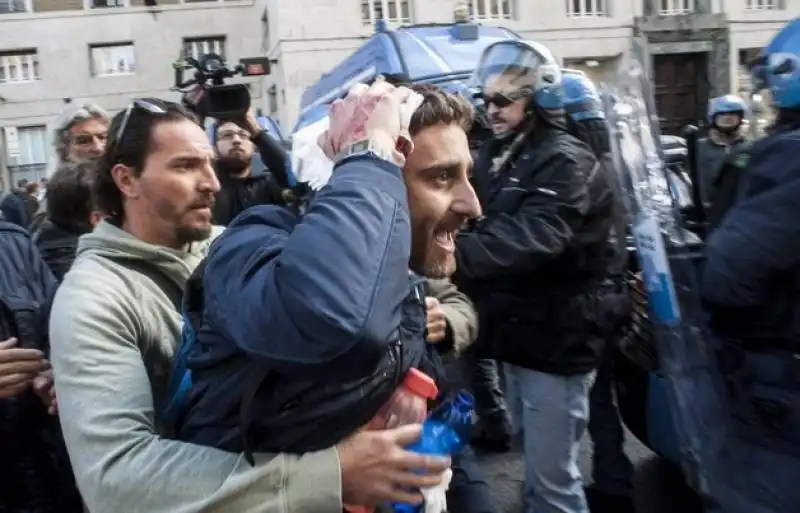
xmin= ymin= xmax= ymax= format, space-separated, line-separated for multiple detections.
xmin=561 ymin=70 xmax=610 ymax=157
xmin=470 ymin=40 xmax=564 ymax=139
xmin=706 ymin=94 xmax=747 ymax=134
xmin=750 ymin=17 xmax=800 ymax=127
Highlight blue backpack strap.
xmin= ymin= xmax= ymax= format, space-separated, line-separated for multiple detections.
xmin=240 ymin=366 xmax=271 ymax=466
xmin=160 ymin=259 xmax=207 ymax=431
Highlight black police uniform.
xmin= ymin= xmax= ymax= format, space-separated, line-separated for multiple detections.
xmin=455 ymin=126 xmax=618 ymax=374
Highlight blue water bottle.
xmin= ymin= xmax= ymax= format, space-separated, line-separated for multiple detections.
xmin=392 ymin=391 xmax=475 ymax=513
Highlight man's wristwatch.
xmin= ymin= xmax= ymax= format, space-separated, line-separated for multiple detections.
xmin=334 ymin=139 xmax=396 ymax=166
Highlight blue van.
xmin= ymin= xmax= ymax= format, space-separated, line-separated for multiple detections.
xmin=294 ymin=22 xmax=522 ymax=133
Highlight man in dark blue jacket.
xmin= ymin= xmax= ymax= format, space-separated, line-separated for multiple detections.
xmin=179 ymin=81 xmax=483 ymax=509
xmin=702 ymin=18 xmax=800 ymax=513
xmin=0 ymin=189 xmax=30 ymax=228
xmin=0 ymin=220 xmax=83 ymax=513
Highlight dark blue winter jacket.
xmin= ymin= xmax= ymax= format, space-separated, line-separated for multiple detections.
xmin=179 ymin=155 xmax=444 ymax=454
xmin=703 ymin=125 xmax=800 ymax=344
xmin=0 ymin=221 xmax=83 ymax=513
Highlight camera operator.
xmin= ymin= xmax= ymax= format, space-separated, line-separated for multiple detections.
xmin=210 ymin=109 xmax=290 ymax=226
xmin=454 ymin=40 xmax=618 ymax=513
xmin=177 ymin=54 xmax=291 ymax=225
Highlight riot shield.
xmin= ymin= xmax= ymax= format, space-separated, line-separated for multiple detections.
xmin=600 ymin=38 xmax=727 ymax=501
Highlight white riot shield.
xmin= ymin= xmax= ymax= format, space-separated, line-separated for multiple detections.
xmin=600 ymin=38 xmax=727 ymax=500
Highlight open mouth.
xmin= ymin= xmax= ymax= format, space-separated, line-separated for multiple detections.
xmin=434 ymin=230 xmax=457 ymax=253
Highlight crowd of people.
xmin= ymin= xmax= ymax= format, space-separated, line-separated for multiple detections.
xmin=1 ymin=18 xmax=799 ymax=513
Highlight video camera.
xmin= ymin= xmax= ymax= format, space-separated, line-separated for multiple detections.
xmin=173 ymin=53 xmax=271 ymax=119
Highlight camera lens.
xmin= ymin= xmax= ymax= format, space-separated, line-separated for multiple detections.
xmin=205 ymin=58 xmax=222 ymax=72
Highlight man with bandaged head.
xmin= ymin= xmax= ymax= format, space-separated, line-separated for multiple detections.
xmin=454 ymin=40 xmax=620 ymax=513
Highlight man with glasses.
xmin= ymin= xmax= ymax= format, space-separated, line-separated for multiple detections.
xmin=47 ymin=96 xmax=449 ymax=512
xmin=53 ymin=101 xmax=110 ymax=165
xmin=28 ymin=102 xmax=110 ymax=231
xmin=454 ymin=41 xmax=619 ymax=513
xmin=211 ymin=110 xmax=290 ymax=225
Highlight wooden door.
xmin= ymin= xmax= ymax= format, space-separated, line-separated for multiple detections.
xmin=653 ymin=53 xmax=706 ymax=135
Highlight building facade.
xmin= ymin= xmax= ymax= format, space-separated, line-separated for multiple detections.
xmin=0 ymin=0 xmax=263 ymax=186
xmin=1 ymin=0 xmax=797 ymax=186
xmin=635 ymin=0 xmax=797 ymax=133
xmin=257 ymin=0 xmax=798 ymax=133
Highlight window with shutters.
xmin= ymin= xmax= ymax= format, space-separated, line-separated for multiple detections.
xmin=0 ymin=0 xmax=31 ymax=13
xmin=90 ymin=42 xmax=135 ymax=77
xmin=6 ymin=125 xmax=48 ymax=183
xmin=0 ymin=50 xmax=39 ymax=84
xmin=468 ymin=0 xmax=513 ymax=19
xmin=658 ymin=0 xmax=694 ymax=14
xmin=361 ymin=0 xmax=411 ymax=24
xmin=183 ymin=36 xmax=226 ymax=61
xmin=745 ymin=0 xmax=779 ymax=10
xmin=566 ymin=0 xmax=607 ymax=17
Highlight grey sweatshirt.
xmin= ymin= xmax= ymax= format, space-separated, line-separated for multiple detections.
xmin=49 ymin=220 xmax=342 ymax=513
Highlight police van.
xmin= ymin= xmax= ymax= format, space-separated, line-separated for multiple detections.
xmin=294 ymin=22 xmax=522 ymax=134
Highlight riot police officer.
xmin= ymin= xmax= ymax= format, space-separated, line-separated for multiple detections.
xmin=695 ymin=94 xmax=748 ymax=210
xmin=454 ymin=40 xmax=619 ymax=513
xmin=702 ymin=16 xmax=800 ymax=513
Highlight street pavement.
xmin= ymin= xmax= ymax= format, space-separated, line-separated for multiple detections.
xmin=445 ymin=361 xmax=704 ymax=513
xmin=475 ymin=430 xmax=705 ymax=513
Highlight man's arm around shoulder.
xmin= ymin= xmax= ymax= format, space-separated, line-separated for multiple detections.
xmin=50 ymin=262 xmax=342 ymax=513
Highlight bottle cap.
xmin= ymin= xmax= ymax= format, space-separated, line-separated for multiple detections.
xmin=401 ymin=368 xmax=438 ymax=400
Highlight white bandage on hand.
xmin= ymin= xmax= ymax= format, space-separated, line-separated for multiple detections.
xmin=421 ymin=468 xmax=453 ymax=513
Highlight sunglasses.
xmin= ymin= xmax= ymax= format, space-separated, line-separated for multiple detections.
xmin=478 ymin=88 xmax=532 ymax=108
xmin=110 ymin=99 xmax=168 ymax=162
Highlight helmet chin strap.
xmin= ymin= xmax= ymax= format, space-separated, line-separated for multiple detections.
xmin=714 ymin=122 xmax=741 ymax=135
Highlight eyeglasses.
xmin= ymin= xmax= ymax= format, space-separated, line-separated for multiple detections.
xmin=478 ymin=88 xmax=532 ymax=108
xmin=109 ymin=99 xmax=168 ymax=162
xmin=217 ymin=129 xmax=251 ymax=141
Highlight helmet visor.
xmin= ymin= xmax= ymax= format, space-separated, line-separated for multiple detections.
xmin=471 ymin=42 xmax=544 ymax=97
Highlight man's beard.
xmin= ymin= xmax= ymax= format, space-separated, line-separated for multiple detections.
xmin=176 ymin=224 xmax=213 ymax=244
xmin=410 ymin=237 xmax=455 ymax=279
xmin=217 ymin=154 xmax=250 ymax=176
xmin=153 ymin=197 xmax=214 ymax=246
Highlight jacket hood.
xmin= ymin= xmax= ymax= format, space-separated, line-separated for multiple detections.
xmin=74 ymin=219 xmax=221 ymax=285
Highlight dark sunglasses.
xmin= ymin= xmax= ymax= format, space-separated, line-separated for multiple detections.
xmin=110 ymin=99 xmax=168 ymax=161
xmin=478 ymin=88 xmax=532 ymax=108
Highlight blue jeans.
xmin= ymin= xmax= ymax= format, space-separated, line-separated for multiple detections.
xmin=505 ymin=364 xmax=594 ymax=513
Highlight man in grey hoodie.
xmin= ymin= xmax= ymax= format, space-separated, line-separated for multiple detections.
xmin=48 ymin=97 xmax=447 ymax=513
